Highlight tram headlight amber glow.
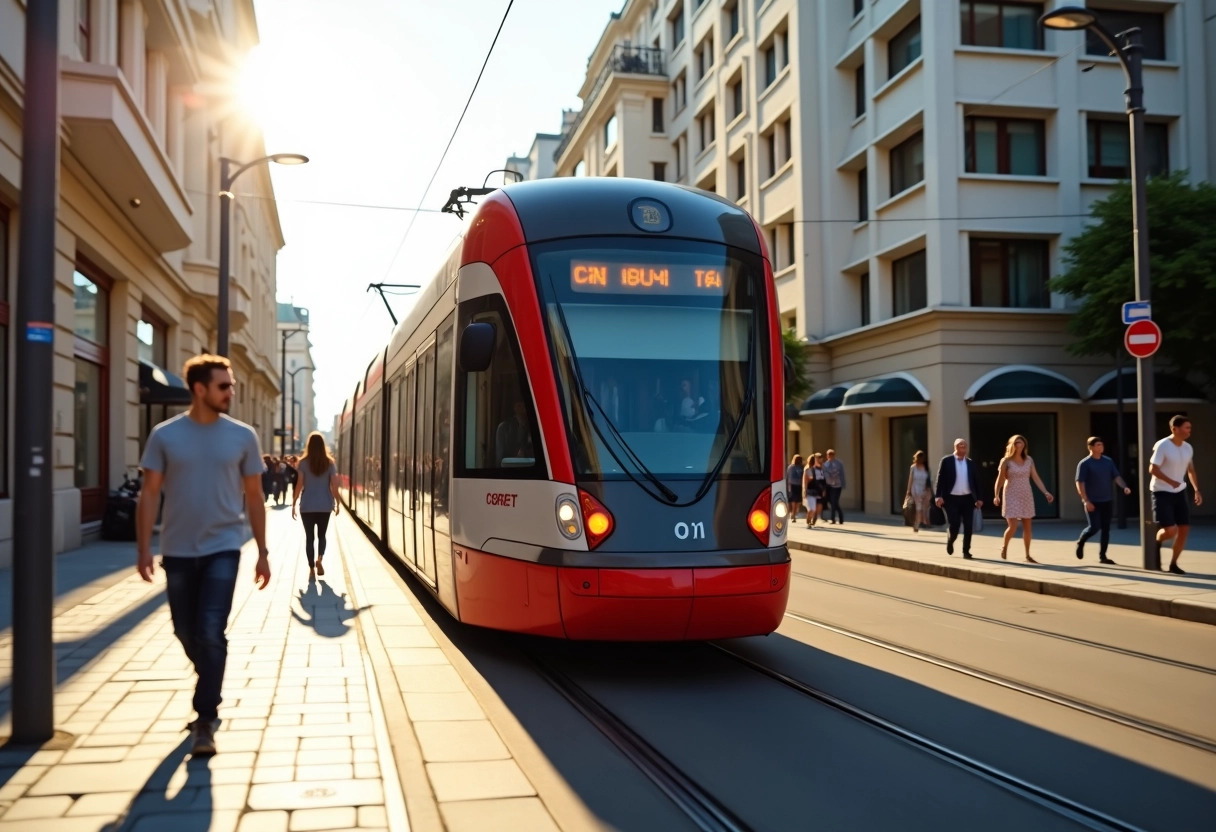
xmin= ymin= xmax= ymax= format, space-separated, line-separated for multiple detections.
xmin=748 ymin=510 xmax=770 ymax=533
xmin=555 ymin=495 xmax=582 ymax=540
xmin=578 ymin=489 xmax=615 ymax=550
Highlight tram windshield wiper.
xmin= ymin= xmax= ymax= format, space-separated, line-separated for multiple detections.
xmin=547 ymin=282 xmax=680 ymax=505
xmin=690 ymin=320 xmax=757 ymax=505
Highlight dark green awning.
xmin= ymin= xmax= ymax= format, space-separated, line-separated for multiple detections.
xmin=966 ymin=367 xmax=1081 ymax=406
xmin=139 ymin=359 xmax=192 ymax=406
xmin=1088 ymin=369 xmax=1208 ymax=403
xmin=838 ymin=376 xmax=928 ymax=411
xmin=798 ymin=384 xmax=850 ymax=415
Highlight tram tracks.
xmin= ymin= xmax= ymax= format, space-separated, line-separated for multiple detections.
xmin=710 ymin=643 xmax=1145 ymax=832
xmin=532 ymin=643 xmax=1147 ymax=832
xmin=793 ymin=570 xmax=1216 ymax=676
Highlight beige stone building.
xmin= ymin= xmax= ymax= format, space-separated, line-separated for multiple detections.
xmin=540 ymin=0 xmax=1212 ymax=522
xmin=276 ymin=302 xmax=315 ymax=456
xmin=0 ymin=0 xmax=287 ymax=561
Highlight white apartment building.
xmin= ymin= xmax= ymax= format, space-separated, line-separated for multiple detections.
xmin=542 ymin=0 xmax=1213 ymax=521
xmin=276 ymin=302 xmax=316 ymax=456
xmin=0 ymin=0 xmax=286 ymax=560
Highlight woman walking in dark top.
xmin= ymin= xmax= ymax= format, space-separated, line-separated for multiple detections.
xmin=292 ymin=432 xmax=341 ymax=580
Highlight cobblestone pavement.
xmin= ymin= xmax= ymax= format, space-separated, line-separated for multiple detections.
xmin=0 ymin=506 xmax=568 ymax=831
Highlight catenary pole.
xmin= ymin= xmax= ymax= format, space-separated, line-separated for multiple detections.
xmin=12 ymin=0 xmax=61 ymax=743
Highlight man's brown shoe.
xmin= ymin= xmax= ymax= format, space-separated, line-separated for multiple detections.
xmin=190 ymin=719 xmax=217 ymax=756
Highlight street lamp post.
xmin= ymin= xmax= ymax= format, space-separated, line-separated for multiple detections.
xmin=217 ymin=153 xmax=308 ymax=356
xmin=1040 ymin=7 xmax=1158 ymax=570
xmin=279 ymin=328 xmax=306 ymax=457
xmin=286 ymin=365 xmax=313 ymax=451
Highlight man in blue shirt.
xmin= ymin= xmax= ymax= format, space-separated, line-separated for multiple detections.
xmin=1075 ymin=436 xmax=1131 ymax=564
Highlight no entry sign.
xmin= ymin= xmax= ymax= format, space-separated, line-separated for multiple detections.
xmin=1124 ymin=319 xmax=1162 ymax=359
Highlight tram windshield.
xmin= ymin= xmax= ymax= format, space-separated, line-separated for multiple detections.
xmin=533 ymin=237 xmax=770 ymax=488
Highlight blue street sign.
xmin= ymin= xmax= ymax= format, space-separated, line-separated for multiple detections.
xmin=1122 ymin=301 xmax=1152 ymax=324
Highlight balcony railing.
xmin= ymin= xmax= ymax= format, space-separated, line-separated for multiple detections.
xmin=554 ymin=45 xmax=667 ymax=163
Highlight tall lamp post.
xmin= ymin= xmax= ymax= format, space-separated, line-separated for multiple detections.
xmin=217 ymin=153 xmax=308 ymax=356
xmin=286 ymin=365 xmax=313 ymax=451
xmin=291 ymin=399 xmax=301 ymax=453
xmin=279 ymin=328 xmax=306 ymax=457
xmin=1040 ymin=7 xmax=1157 ymax=570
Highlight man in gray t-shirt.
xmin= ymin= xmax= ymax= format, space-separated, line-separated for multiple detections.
xmin=137 ymin=354 xmax=269 ymax=757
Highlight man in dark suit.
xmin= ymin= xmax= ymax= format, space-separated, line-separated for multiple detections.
xmin=935 ymin=438 xmax=984 ymax=558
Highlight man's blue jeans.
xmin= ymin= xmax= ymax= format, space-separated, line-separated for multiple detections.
xmin=162 ymin=551 xmax=240 ymax=723
xmin=1078 ymin=500 xmax=1113 ymax=556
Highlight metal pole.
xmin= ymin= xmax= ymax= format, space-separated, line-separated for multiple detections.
xmin=1115 ymin=351 xmax=1127 ymax=529
xmin=1121 ymin=28 xmax=1158 ymax=570
xmin=12 ymin=0 xmax=60 ymax=744
xmin=279 ymin=330 xmax=287 ymax=458
xmin=290 ymin=373 xmax=296 ymax=452
xmin=217 ymin=159 xmax=232 ymax=356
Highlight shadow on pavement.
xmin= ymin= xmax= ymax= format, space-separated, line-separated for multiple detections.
xmin=290 ymin=576 xmax=369 ymax=639
xmin=103 ymin=736 xmax=213 ymax=831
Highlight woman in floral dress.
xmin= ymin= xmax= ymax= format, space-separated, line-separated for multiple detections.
xmin=993 ymin=434 xmax=1054 ymax=562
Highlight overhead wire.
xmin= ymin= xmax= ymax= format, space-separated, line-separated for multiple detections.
xmin=379 ymin=0 xmax=515 ymax=281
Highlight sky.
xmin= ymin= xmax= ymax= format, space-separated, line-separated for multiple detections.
xmin=244 ymin=0 xmax=624 ymax=427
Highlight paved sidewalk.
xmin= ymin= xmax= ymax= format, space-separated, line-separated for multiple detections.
xmin=787 ymin=511 xmax=1216 ymax=624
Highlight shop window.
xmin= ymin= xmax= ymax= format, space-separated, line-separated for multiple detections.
xmin=0 ymin=206 xmax=9 ymax=496
xmin=74 ymin=262 xmax=111 ymax=522
xmin=970 ymin=412 xmax=1059 ymax=518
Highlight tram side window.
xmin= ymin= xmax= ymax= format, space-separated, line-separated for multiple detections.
xmin=457 ymin=303 xmax=544 ymax=478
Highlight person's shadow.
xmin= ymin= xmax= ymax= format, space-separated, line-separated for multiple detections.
xmin=291 ymin=576 xmax=369 ymax=639
xmin=102 ymin=737 xmax=213 ymax=831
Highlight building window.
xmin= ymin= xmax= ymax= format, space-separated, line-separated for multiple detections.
xmin=854 ymin=0 xmax=864 ymax=17
xmin=672 ymin=71 xmax=687 ymax=113
xmin=573 ymin=160 xmax=587 ymax=177
xmin=860 ymin=272 xmax=871 ymax=326
xmin=854 ymin=64 xmax=866 ymax=118
xmin=604 ymin=115 xmax=618 ymax=149
xmin=74 ymin=263 xmax=111 ymax=522
xmin=890 ymin=131 xmax=924 ymax=195
xmin=781 ymin=118 xmax=792 ymax=165
xmin=696 ymin=34 xmax=715 ymax=79
xmin=1085 ymin=9 xmax=1165 ymax=61
xmin=763 ymin=44 xmax=778 ymax=88
xmin=970 ymin=238 xmax=1050 ymax=308
xmin=670 ymin=3 xmax=685 ymax=46
xmin=653 ymin=97 xmax=665 ymax=132
xmin=888 ymin=17 xmax=922 ymax=78
xmin=0 ymin=206 xmax=9 ymax=496
xmin=965 ymin=117 xmax=1045 ymax=175
xmin=857 ymin=167 xmax=868 ymax=222
xmin=734 ymin=155 xmax=746 ymax=200
xmin=76 ymin=0 xmax=91 ymax=60
xmin=1087 ymin=119 xmax=1168 ymax=179
xmin=764 ymin=132 xmax=777 ymax=179
xmin=697 ymin=106 xmax=716 ymax=153
xmin=674 ymin=134 xmax=685 ymax=179
xmin=960 ymin=2 xmax=1043 ymax=50
xmin=892 ymin=250 xmax=927 ymax=316
xmin=650 ymin=162 xmax=665 ymax=182
xmin=729 ymin=76 xmax=744 ymax=120
xmin=726 ymin=0 xmax=741 ymax=40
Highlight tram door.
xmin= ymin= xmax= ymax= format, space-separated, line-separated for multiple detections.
xmin=402 ymin=364 xmax=417 ymax=571
xmin=417 ymin=345 xmax=437 ymax=582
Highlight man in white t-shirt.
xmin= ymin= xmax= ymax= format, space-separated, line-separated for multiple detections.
xmin=1148 ymin=415 xmax=1202 ymax=574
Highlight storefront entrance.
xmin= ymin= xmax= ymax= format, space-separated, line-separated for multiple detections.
xmin=889 ymin=415 xmax=928 ymax=514
xmin=969 ymin=412 xmax=1059 ymax=519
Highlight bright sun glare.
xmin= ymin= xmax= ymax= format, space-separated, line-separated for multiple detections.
xmin=236 ymin=44 xmax=277 ymax=127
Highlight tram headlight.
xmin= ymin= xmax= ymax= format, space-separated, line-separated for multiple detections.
xmin=555 ymin=495 xmax=582 ymax=540
xmin=772 ymin=493 xmax=789 ymax=537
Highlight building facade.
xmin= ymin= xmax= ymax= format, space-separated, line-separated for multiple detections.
xmin=542 ymin=0 xmax=1213 ymax=521
xmin=276 ymin=302 xmax=315 ymax=456
xmin=0 ymin=0 xmax=286 ymax=563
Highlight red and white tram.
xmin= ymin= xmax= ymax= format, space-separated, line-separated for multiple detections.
xmin=337 ymin=178 xmax=790 ymax=640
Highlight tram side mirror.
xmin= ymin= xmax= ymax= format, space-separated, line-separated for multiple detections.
xmin=459 ymin=322 xmax=497 ymax=373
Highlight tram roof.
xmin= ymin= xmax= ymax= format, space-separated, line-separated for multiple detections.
xmin=498 ymin=178 xmax=763 ymax=256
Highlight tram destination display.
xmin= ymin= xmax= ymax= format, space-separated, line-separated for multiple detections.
xmin=570 ymin=260 xmax=731 ymax=295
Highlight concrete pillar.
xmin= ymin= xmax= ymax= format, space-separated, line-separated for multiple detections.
xmin=119 ymin=0 xmax=147 ymax=105
xmin=146 ymin=51 xmax=168 ymax=145
xmin=166 ymin=87 xmax=186 ymax=177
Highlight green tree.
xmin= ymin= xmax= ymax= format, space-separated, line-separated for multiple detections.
xmin=1050 ymin=172 xmax=1216 ymax=391
xmin=782 ymin=328 xmax=812 ymax=405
